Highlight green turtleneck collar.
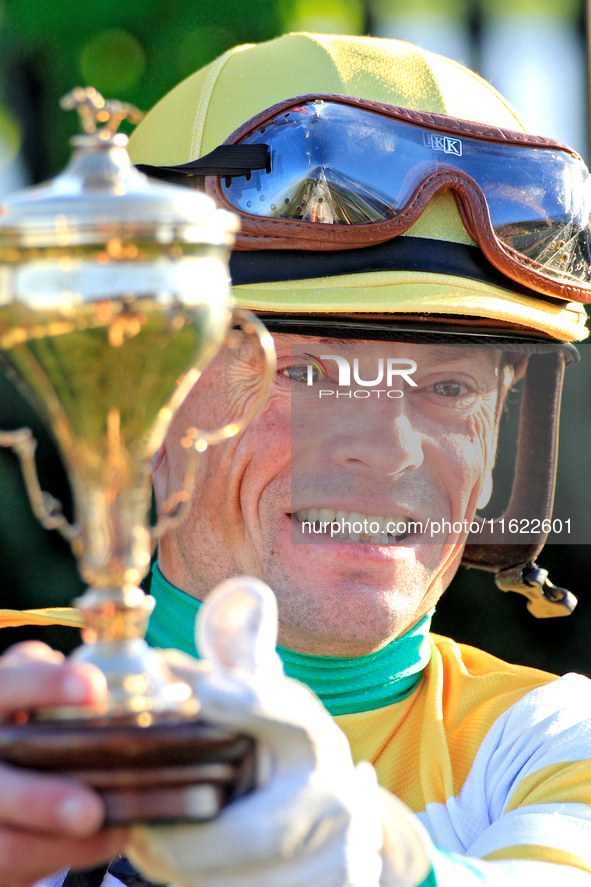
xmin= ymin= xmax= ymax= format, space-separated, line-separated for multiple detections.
xmin=146 ymin=563 xmax=432 ymax=716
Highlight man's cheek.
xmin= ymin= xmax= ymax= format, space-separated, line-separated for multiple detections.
xmin=466 ymin=415 xmax=500 ymax=510
xmin=242 ymin=404 xmax=291 ymax=471
xmin=437 ymin=436 xmax=487 ymax=520
xmin=167 ymin=364 xmax=250 ymax=444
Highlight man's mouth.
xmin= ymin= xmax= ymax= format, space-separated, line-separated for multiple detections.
xmin=293 ymin=508 xmax=410 ymax=543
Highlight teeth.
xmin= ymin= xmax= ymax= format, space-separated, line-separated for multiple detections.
xmin=348 ymin=513 xmax=366 ymax=544
xmin=294 ymin=509 xmax=411 ymax=543
xmin=386 ymin=516 xmax=408 ymax=537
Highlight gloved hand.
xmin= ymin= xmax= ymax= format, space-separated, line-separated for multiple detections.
xmin=126 ymin=578 xmax=432 ymax=887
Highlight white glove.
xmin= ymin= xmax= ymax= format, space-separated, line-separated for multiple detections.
xmin=126 ymin=578 xmax=432 ymax=887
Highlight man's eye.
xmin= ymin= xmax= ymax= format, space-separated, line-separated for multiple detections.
xmin=281 ymin=365 xmax=320 ymax=383
xmin=431 ymin=381 xmax=467 ymax=397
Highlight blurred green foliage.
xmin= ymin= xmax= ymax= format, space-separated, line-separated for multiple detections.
xmin=281 ymin=0 xmax=365 ymax=34
xmin=0 ymin=0 xmax=299 ymax=179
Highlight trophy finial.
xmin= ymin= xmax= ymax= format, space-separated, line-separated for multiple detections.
xmin=60 ymin=86 xmax=144 ymax=136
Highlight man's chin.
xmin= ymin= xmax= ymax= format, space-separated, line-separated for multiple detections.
xmin=273 ymin=583 xmax=430 ymax=655
xmin=257 ymin=513 xmax=441 ymax=654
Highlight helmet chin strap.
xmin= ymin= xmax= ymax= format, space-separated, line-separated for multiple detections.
xmin=463 ymin=351 xmax=577 ymax=617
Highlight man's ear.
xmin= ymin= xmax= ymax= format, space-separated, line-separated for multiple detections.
xmin=477 ymin=471 xmax=493 ymax=510
xmin=150 ymin=444 xmax=166 ymax=473
xmin=150 ymin=443 xmax=170 ymax=510
xmin=496 ymin=354 xmax=528 ymax=423
xmin=511 ymin=355 xmax=529 ymax=383
xmin=485 ymin=354 xmax=528 ymax=511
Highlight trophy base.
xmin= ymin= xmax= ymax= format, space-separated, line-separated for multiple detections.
xmin=0 ymin=716 xmax=256 ymax=824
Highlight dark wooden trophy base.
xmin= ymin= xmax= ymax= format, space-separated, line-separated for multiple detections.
xmin=0 ymin=716 xmax=256 ymax=824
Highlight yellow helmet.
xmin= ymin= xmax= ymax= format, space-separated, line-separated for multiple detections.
xmin=129 ymin=32 xmax=588 ymax=344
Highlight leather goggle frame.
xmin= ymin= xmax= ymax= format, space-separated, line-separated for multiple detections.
xmin=206 ymin=94 xmax=591 ymax=305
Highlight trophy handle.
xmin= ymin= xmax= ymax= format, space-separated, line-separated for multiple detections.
xmin=0 ymin=427 xmax=80 ymax=543
xmin=0 ymin=311 xmax=275 ymax=548
xmin=151 ymin=308 xmax=276 ymax=542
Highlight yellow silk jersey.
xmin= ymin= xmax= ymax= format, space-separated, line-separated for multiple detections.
xmin=336 ymin=633 xmax=591 ymax=875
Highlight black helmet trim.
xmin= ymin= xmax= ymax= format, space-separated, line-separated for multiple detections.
xmin=229 ymin=237 xmax=570 ymax=308
xmin=259 ymin=315 xmax=579 ymax=365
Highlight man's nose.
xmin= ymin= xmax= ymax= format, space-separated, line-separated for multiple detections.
xmin=330 ymin=411 xmax=424 ymax=477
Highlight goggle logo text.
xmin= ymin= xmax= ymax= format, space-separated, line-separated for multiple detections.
xmin=423 ymin=132 xmax=463 ymax=156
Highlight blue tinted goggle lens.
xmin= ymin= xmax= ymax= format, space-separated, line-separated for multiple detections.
xmin=222 ymin=100 xmax=591 ymax=286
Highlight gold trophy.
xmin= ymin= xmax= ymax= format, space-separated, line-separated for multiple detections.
xmin=0 ymin=88 xmax=275 ymax=822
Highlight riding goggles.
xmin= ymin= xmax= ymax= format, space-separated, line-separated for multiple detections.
xmin=138 ymin=94 xmax=591 ymax=304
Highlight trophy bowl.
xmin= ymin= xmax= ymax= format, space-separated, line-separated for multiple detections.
xmin=0 ymin=88 xmax=275 ymax=823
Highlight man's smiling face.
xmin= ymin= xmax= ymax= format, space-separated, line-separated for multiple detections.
xmin=154 ymin=333 xmax=512 ymax=656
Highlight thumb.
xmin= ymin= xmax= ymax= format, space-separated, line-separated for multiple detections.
xmin=194 ymin=578 xmax=348 ymax=772
xmin=196 ymin=576 xmax=283 ymax=681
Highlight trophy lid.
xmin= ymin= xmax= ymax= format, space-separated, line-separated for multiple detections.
xmin=0 ymin=87 xmax=239 ymax=249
